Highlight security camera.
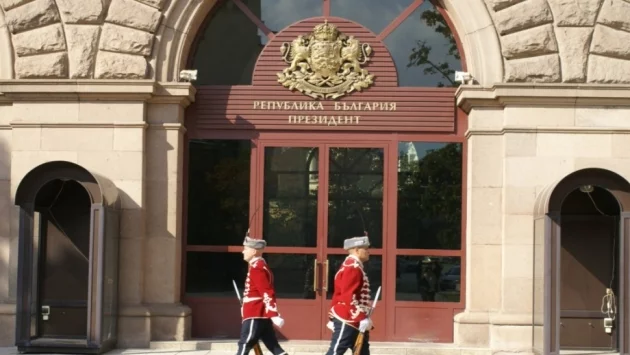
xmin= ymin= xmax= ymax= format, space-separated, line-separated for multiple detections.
xmin=454 ymin=71 xmax=473 ymax=84
xmin=179 ymin=69 xmax=198 ymax=82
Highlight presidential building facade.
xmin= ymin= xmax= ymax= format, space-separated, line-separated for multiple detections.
xmin=1 ymin=0 xmax=630 ymax=354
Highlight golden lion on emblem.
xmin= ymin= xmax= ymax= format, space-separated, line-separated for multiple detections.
xmin=341 ymin=35 xmax=372 ymax=76
xmin=280 ymin=35 xmax=310 ymax=74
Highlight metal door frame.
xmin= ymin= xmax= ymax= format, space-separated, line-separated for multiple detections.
xmin=254 ymin=138 xmax=391 ymax=340
xmin=537 ymin=169 xmax=630 ymax=355
xmin=14 ymin=161 xmax=120 ymax=354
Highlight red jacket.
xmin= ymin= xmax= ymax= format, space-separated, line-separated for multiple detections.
xmin=328 ymin=255 xmax=372 ymax=329
xmin=242 ymin=257 xmax=280 ymax=321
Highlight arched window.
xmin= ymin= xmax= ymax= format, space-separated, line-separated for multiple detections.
xmin=189 ymin=0 xmax=463 ymax=87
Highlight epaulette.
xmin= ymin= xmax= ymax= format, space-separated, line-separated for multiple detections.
xmin=343 ymin=257 xmax=361 ymax=268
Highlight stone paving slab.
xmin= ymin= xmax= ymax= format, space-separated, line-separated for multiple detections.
xmin=0 ymin=349 xmax=349 ymax=355
xmin=1 ymin=342 xmax=493 ymax=355
xmin=146 ymin=340 xmax=485 ymax=355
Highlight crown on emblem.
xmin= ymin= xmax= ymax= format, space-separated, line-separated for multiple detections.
xmin=312 ymin=20 xmax=339 ymax=41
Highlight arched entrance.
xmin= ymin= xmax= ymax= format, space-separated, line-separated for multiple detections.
xmin=534 ymin=168 xmax=630 ymax=355
xmin=14 ymin=161 xmax=121 ymax=354
xmin=182 ymin=0 xmax=466 ymax=343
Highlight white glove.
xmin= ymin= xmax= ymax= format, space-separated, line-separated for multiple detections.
xmin=326 ymin=320 xmax=334 ymax=331
xmin=271 ymin=316 xmax=285 ymax=328
xmin=359 ymin=318 xmax=373 ymax=332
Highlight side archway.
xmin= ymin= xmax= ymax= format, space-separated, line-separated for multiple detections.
xmin=533 ymin=168 xmax=630 ymax=355
xmin=536 ymin=168 xmax=630 ymax=216
xmin=14 ymin=161 xmax=120 ymax=354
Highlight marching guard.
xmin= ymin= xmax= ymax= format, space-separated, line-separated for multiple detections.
xmin=237 ymin=236 xmax=288 ymax=355
xmin=325 ymin=236 xmax=373 ymax=355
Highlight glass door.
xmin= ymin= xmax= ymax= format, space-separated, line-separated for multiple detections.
xmin=255 ymin=142 xmax=390 ymax=340
xmin=319 ymin=145 xmax=388 ymax=341
xmin=254 ymin=143 xmax=324 ymax=339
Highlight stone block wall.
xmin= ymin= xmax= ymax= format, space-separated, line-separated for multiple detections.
xmin=0 ymin=97 xmax=149 ymax=346
xmin=2 ymin=0 xmax=630 ymax=83
xmin=456 ymin=86 xmax=630 ymax=353
xmin=0 ymin=0 xmax=166 ymax=79
xmin=0 ymin=100 xmax=12 ymax=346
xmin=0 ymin=82 xmax=194 ymax=348
xmin=484 ymin=0 xmax=630 ymax=83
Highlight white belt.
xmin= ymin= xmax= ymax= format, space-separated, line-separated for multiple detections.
xmin=243 ymin=297 xmax=262 ymax=303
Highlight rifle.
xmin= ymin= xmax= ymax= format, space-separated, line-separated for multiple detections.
xmin=232 ymin=280 xmax=263 ymax=355
xmin=353 ymin=286 xmax=381 ymax=355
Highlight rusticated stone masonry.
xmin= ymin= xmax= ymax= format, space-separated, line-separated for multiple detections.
xmin=2 ymin=0 xmax=630 ymax=82
xmin=0 ymin=0 xmax=165 ymax=79
xmin=485 ymin=0 xmax=630 ymax=83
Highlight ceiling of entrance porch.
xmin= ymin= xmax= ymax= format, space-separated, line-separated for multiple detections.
xmin=1 ymin=0 xmax=630 ymax=84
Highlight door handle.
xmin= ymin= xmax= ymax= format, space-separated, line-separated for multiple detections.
xmin=313 ymin=259 xmax=319 ymax=292
xmin=41 ymin=305 xmax=50 ymax=321
xmin=323 ymin=260 xmax=330 ymax=292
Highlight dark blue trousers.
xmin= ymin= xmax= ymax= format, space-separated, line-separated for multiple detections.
xmin=236 ymin=318 xmax=287 ymax=355
xmin=325 ymin=318 xmax=370 ymax=355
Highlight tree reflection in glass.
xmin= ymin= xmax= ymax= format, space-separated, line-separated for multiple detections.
xmin=328 ymin=148 xmax=384 ymax=249
xmin=406 ymin=2 xmax=462 ymax=87
xmin=383 ymin=1 xmax=463 ymax=87
xmin=263 ymin=147 xmax=319 ymax=247
xmin=397 ymin=142 xmax=462 ymax=250
xmin=186 ymin=140 xmax=251 ymax=246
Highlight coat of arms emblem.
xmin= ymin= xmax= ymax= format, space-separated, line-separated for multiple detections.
xmin=277 ymin=21 xmax=374 ymax=100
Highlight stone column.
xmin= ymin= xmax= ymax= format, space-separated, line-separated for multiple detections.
xmin=490 ymin=106 xmax=562 ymax=354
xmin=0 ymin=101 xmax=14 ymax=346
xmin=111 ymin=105 xmax=151 ymax=348
xmin=493 ymin=126 xmax=538 ymax=354
xmin=142 ymin=84 xmax=195 ymax=343
xmin=454 ymin=107 xmax=505 ymax=349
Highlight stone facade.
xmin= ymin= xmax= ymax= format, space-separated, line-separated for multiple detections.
xmin=0 ymin=81 xmax=194 ymax=347
xmin=1 ymin=0 xmax=630 ymax=82
xmin=0 ymin=0 xmax=165 ymax=79
xmin=0 ymin=0 xmax=630 ymax=354
xmin=484 ymin=0 xmax=630 ymax=83
xmin=454 ymin=84 xmax=630 ymax=354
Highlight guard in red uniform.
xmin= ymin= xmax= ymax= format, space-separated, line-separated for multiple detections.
xmin=325 ymin=236 xmax=373 ymax=355
xmin=237 ymin=237 xmax=288 ymax=355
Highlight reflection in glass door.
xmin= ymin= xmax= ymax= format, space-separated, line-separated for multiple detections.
xmin=263 ymin=147 xmax=319 ymax=249
xmin=322 ymin=146 xmax=387 ymax=341
xmin=257 ymin=144 xmax=388 ymax=340
xmin=257 ymin=145 xmax=323 ymax=339
xmin=327 ymin=147 xmax=384 ymax=249
xmin=184 ymin=138 xmax=463 ymax=341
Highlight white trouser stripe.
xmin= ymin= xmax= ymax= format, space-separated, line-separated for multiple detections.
xmin=240 ymin=320 xmax=255 ymax=355
xmin=333 ymin=322 xmax=345 ymax=354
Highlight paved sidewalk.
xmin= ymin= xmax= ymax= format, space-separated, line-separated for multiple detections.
xmin=0 ymin=349 xmax=330 ymax=355
xmin=0 ymin=340 xmax=461 ymax=355
xmin=0 ymin=349 xmax=222 ymax=355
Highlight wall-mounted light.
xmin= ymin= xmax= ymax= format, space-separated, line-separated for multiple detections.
xmin=579 ymin=184 xmax=594 ymax=193
xmin=179 ymin=70 xmax=198 ymax=82
xmin=454 ymin=71 xmax=473 ymax=84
